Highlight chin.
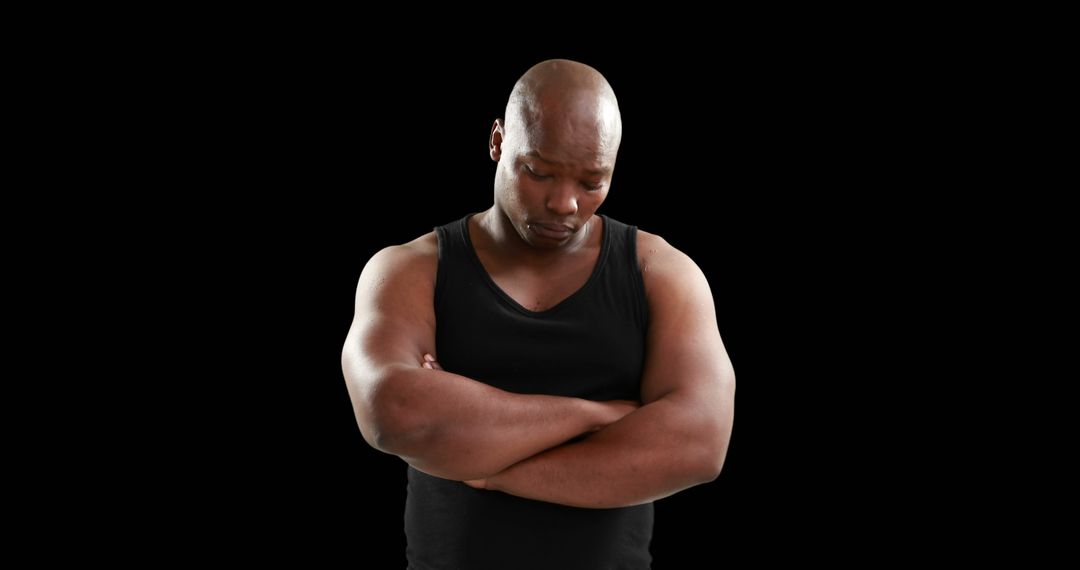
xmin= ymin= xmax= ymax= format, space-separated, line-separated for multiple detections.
xmin=520 ymin=229 xmax=564 ymax=248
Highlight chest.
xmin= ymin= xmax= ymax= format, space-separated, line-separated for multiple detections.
xmin=478 ymin=252 xmax=599 ymax=313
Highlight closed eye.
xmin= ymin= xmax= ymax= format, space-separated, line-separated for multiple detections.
xmin=523 ymin=164 xmax=551 ymax=180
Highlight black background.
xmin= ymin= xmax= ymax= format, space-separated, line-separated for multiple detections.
xmin=160 ymin=38 xmax=930 ymax=566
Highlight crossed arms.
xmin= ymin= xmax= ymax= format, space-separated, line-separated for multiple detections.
xmin=341 ymin=231 xmax=735 ymax=509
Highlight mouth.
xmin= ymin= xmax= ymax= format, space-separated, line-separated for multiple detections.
xmin=529 ymin=222 xmax=574 ymax=240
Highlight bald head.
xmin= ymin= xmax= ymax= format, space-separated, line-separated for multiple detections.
xmin=487 ymin=60 xmax=621 ymax=249
xmin=503 ymin=59 xmax=622 ymax=160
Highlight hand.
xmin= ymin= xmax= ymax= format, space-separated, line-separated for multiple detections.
xmin=422 ymin=353 xmax=443 ymax=371
xmin=464 ymin=478 xmax=487 ymax=490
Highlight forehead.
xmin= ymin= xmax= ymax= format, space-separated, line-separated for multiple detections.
xmin=517 ymin=119 xmax=617 ymax=174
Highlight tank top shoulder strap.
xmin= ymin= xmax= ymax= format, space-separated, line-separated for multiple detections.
xmin=433 ymin=214 xmax=473 ymax=312
xmin=596 ymin=215 xmax=649 ymax=330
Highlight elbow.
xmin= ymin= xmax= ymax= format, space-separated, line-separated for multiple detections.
xmin=693 ymin=417 xmax=733 ymax=482
xmin=367 ymin=410 xmax=425 ymax=455
xmin=368 ymin=385 xmax=432 ymax=456
xmin=692 ymin=441 xmax=728 ymax=483
xmin=698 ymin=376 xmax=735 ymax=481
xmin=345 ymin=365 xmax=432 ymax=456
xmin=698 ymin=453 xmax=726 ymax=483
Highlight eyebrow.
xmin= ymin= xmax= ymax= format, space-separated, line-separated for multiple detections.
xmin=526 ymin=150 xmax=611 ymax=176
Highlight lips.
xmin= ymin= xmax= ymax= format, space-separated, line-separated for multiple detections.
xmin=530 ymin=222 xmax=573 ymax=239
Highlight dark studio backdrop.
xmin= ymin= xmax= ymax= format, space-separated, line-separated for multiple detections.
xmin=182 ymin=41 xmax=923 ymax=565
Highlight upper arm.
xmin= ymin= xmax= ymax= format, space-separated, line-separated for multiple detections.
xmin=638 ymin=231 xmax=735 ymax=411
xmin=341 ymin=233 xmax=438 ymax=443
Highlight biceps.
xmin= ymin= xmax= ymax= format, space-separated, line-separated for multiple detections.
xmin=639 ymin=313 xmax=730 ymax=404
xmin=350 ymin=313 xmax=433 ymax=374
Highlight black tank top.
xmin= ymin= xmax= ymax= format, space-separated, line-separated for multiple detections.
xmin=404 ymin=214 xmax=653 ymax=570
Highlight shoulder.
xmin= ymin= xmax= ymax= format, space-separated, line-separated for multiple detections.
xmin=369 ymin=231 xmax=438 ymax=265
xmin=636 ymin=229 xmax=703 ymax=283
xmin=357 ymin=232 xmax=438 ymax=294
xmin=635 ymin=229 xmax=713 ymax=306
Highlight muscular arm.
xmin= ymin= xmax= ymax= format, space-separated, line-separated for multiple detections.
xmin=341 ymin=235 xmax=635 ymax=482
xmin=476 ymin=233 xmax=736 ymax=508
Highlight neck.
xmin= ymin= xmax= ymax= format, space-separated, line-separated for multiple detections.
xmin=477 ymin=207 xmax=593 ymax=262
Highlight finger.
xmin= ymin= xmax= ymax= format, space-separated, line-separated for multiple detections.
xmin=421 ymin=353 xmax=444 ymax=370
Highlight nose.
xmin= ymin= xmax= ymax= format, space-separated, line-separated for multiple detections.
xmin=545 ymin=183 xmax=578 ymax=216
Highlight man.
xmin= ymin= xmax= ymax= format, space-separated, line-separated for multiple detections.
xmin=342 ymin=59 xmax=735 ymax=569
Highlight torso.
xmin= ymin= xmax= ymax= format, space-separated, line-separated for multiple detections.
xmin=403 ymin=214 xmax=665 ymax=568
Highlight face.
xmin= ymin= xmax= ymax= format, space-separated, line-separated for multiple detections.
xmin=489 ymin=108 xmax=619 ymax=249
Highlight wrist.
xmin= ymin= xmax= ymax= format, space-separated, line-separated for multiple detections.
xmin=581 ymin=400 xmax=608 ymax=433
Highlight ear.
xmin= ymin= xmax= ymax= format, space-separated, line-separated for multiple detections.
xmin=489 ymin=119 xmax=504 ymax=162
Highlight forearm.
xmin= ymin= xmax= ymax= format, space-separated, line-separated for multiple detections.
xmin=484 ymin=395 xmax=732 ymax=508
xmin=373 ymin=364 xmax=614 ymax=481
